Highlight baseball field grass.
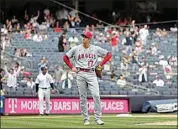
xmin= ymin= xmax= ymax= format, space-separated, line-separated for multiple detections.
xmin=1 ymin=114 xmax=177 ymax=128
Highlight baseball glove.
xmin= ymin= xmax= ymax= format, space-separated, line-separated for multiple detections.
xmin=95 ymin=65 xmax=102 ymax=79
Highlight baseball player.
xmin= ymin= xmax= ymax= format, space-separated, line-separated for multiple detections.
xmin=35 ymin=67 xmax=55 ymax=115
xmin=63 ymin=31 xmax=112 ymax=125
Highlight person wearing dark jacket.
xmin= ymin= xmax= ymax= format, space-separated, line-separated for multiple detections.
xmin=58 ymin=32 xmax=66 ymax=52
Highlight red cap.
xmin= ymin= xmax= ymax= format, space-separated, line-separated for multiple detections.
xmin=81 ymin=31 xmax=92 ymax=39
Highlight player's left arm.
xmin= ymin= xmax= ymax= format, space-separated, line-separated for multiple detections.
xmin=96 ymin=46 xmax=112 ymax=67
xmin=49 ymin=75 xmax=54 ymax=90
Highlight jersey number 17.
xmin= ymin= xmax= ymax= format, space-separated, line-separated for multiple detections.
xmin=88 ymin=60 xmax=94 ymax=67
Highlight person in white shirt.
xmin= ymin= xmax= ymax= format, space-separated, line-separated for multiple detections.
xmin=151 ymin=43 xmax=158 ymax=55
xmin=30 ymin=10 xmax=40 ymax=24
xmin=139 ymin=25 xmax=149 ymax=45
xmin=159 ymin=55 xmax=168 ymax=68
xmin=153 ymin=76 xmax=164 ymax=87
xmin=27 ymin=78 xmax=35 ymax=89
xmin=170 ymin=24 xmax=177 ymax=32
xmin=61 ymin=8 xmax=69 ymax=22
xmin=44 ymin=8 xmax=50 ymax=16
xmin=68 ymin=35 xmax=79 ymax=48
xmin=33 ymin=33 xmax=43 ymax=42
xmin=138 ymin=63 xmax=147 ymax=83
xmin=117 ymin=75 xmax=126 ymax=87
xmin=61 ymin=71 xmax=73 ymax=89
xmin=20 ymin=77 xmax=28 ymax=83
xmin=4 ymin=63 xmax=21 ymax=88
xmin=11 ymin=15 xmax=18 ymax=24
xmin=35 ymin=67 xmax=55 ymax=115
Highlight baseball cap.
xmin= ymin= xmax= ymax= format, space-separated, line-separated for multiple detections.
xmin=81 ymin=31 xmax=92 ymax=39
xmin=41 ymin=66 xmax=48 ymax=71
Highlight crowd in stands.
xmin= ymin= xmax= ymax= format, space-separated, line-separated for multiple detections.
xmin=0 ymin=6 xmax=178 ymax=96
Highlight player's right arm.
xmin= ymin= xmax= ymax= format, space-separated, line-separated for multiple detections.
xmin=63 ymin=46 xmax=78 ymax=73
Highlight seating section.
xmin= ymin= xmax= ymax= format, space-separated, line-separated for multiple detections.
xmin=3 ymin=29 xmax=178 ymax=96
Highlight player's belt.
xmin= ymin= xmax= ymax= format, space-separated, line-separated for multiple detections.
xmin=39 ymin=87 xmax=50 ymax=89
xmin=79 ymin=68 xmax=94 ymax=72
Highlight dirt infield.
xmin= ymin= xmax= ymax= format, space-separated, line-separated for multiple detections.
xmin=136 ymin=121 xmax=177 ymax=125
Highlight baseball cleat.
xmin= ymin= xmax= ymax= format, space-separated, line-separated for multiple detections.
xmin=95 ymin=120 xmax=104 ymax=125
xmin=84 ymin=119 xmax=90 ymax=125
xmin=45 ymin=113 xmax=49 ymax=116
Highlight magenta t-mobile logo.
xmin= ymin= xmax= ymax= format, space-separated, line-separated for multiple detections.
xmin=8 ymin=98 xmax=18 ymax=113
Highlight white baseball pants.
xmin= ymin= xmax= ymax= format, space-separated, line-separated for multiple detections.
xmin=38 ymin=88 xmax=50 ymax=115
xmin=76 ymin=71 xmax=102 ymax=121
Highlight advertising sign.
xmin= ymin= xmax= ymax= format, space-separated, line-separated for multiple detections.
xmin=4 ymin=98 xmax=129 ymax=114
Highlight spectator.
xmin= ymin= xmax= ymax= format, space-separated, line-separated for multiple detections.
xmin=74 ymin=13 xmax=81 ymax=28
xmin=30 ymin=10 xmax=40 ymax=25
xmin=24 ymin=10 xmax=30 ymax=24
xmin=58 ymin=33 xmax=67 ymax=52
xmin=168 ymin=56 xmax=177 ymax=66
xmin=54 ymin=66 xmax=64 ymax=85
xmin=61 ymin=7 xmax=69 ymax=24
xmin=155 ymin=28 xmax=162 ymax=37
xmin=11 ymin=15 xmax=18 ymax=25
xmin=91 ymin=24 xmax=96 ymax=33
xmin=33 ymin=33 xmax=43 ymax=42
xmin=14 ymin=48 xmax=21 ymax=57
xmin=44 ymin=7 xmax=50 ymax=19
xmin=4 ymin=63 xmax=21 ymax=88
xmin=138 ymin=63 xmax=148 ymax=83
xmin=63 ymin=21 xmax=70 ymax=30
xmin=68 ymin=14 xmax=75 ymax=28
xmin=54 ymin=22 xmax=61 ymax=32
xmin=170 ymin=24 xmax=177 ymax=32
xmin=153 ymin=76 xmax=164 ymax=87
xmin=21 ymin=48 xmax=32 ymax=57
xmin=0 ymin=69 xmax=5 ymax=95
xmin=15 ymin=23 xmax=21 ymax=33
xmin=120 ymin=60 xmax=129 ymax=77
xmin=151 ymin=43 xmax=158 ymax=55
xmin=135 ymin=38 xmax=143 ymax=54
xmin=61 ymin=71 xmax=73 ymax=89
xmin=139 ymin=25 xmax=149 ymax=45
xmin=161 ymin=29 xmax=168 ymax=37
xmin=1 ymin=24 xmax=8 ymax=35
xmin=1 ymin=36 xmax=6 ymax=51
xmin=7 ymin=21 xmax=13 ymax=32
xmin=68 ymin=7 xmax=77 ymax=27
xmin=130 ymin=49 xmax=139 ymax=71
xmin=20 ymin=77 xmax=28 ymax=83
xmin=68 ymin=34 xmax=79 ymax=49
xmin=164 ymin=59 xmax=172 ymax=80
xmin=158 ymin=55 xmax=168 ymax=68
xmin=111 ymin=70 xmax=117 ymax=81
xmin=49 ymin=14 xmax=56 ymax=28
xmin=96 ymin=20 xmax=104 ymax=28
xmin=27 ymin=78 xmax=35 ymax=88
xmin=24 ymin=30 xmax=31 ymax=39
xmin=117 ymin=75 xmax=126 ymax=87
xmin=111 ymin=32 xmax=119 ymax=53
xmin=96 ymin=33 xmax=106 ymax=43
xmin=14 ymin=62 xmax=21 ymax=75
xmin=122 ymin=32 xmax=133 ymax=55
xmin=38 ymin=57 xmax=48 ymax=73
xmin=69 ymin=7 xmax=78 ymax=18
